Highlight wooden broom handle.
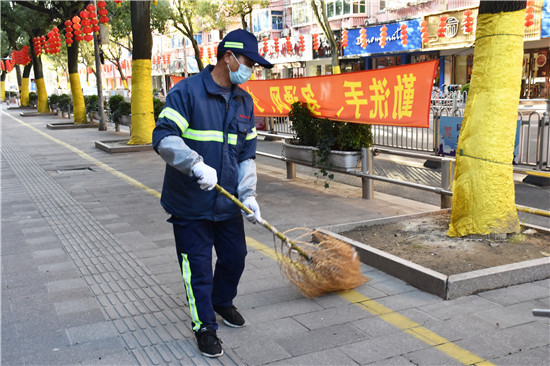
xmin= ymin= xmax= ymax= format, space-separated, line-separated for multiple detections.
xmin=214 ymin=184 xmax=311 ymax=261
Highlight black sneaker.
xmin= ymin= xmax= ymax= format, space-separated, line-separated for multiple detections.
xmin=213 ymin=305 xmax=246 ymax=328
xmin=194 ymin=327 xmax=223 ymax=358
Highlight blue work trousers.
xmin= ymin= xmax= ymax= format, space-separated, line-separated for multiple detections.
xmin=172 ymin=215 xmax=247 ymax=331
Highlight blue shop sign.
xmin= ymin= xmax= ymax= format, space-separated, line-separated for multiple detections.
xmin=343 ymin=19 xmax=421 ymax=57
xmin=542 ymin=0 xmax=550 ymax=38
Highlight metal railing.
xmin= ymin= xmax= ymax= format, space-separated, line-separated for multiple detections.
xmin=261 ymin=95 xmax=550 ymax=171
xmin=257 ymin=146 xmax=550 ymax=218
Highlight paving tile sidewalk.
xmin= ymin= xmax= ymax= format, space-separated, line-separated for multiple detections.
xmin=1 ymin=107 xmax=549 ymax=365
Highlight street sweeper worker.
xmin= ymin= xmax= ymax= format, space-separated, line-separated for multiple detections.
xmin=152 ymin=29 xmax=273 ymax=358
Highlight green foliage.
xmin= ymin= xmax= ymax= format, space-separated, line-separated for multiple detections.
xmin=460 ymin=83 xmax=470 ymax=94
xmin=29 ymin=92 xmax=37 ymax=103
xmin=108 ymin=94 xmax=125 ymax=113
xmin=153 ymin=97 xmax=165 ymax=122
xmin=58 ymin=94 xmax=72 ymax=111
xmin=288 ymin=101 xmax=321 ymax=147
xmin=288 ymin=102 xmax=372 ymax=151
xmin=288 ymin=101 xmax=373 ymax=188
xmin=84 ymin=95 xmax=99 ymax=112
xmin=49 ymin=94 xmax=60 ymax=106
xmin=117 ymin=100 xmax=132 ymax=116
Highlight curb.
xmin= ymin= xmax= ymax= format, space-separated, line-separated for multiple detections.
xmin=95 ymin=139 xmax=153 ymax=153
xmin=47 ymin=122 xmax=99 ymax=130
xmin=320 ymin=211 xmax=550 ymax=300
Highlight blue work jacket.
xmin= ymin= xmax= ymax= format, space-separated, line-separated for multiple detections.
xmin=152 ymin=65 xmax=257 ymax=221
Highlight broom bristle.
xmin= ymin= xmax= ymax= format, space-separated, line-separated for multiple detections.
xmin=273 ymin=228 xmax=368 ymax=298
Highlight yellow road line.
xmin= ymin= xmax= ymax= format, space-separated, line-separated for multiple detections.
xmin=6 ymin=110 xmax=494 ymax=366
xmin=247 ymin=239 xmax=494 ymax=366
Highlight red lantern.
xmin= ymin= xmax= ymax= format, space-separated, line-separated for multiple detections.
xmin=525 ymin=1 xmax=535 ymax=27
xmin=87 ymin=3 xmax=95 ymax=12
xmin=463 ymin=9 xmax=474 ymax=34
xmin=114 ymin=0 xmax=123 ymax=7
xmin=285 ymin=36 xmax=292 ymax=53
xmin=400 ymin=23 xmax=408 ymax=46
xmin=379 ymin=25 xmax=387 ymax=48
xmin=420 ymin=20 xmax=429 ymax=44
xmin=97 ymin=0 xmax=109 ymax=25
xmin=341 ymin=29 xmax=348 ymax=49
xmin=299 ymin=34 xmax=305 ymax=52
xmin=199 ymin=47 xmax=204 ymax=59
xmin=0 ymin=61 xmax=4 ymax=71
xmin=360 ymin=27 xmax=367 ymax=49
xmin=438 ymin=15 xmax=447 ymax=38
xmin=312 ymin=34 xmax=319 ymax=51
xmin=274 ymin=37 xmax=279 ymax=53
xmin=262 ymin=37 xmax=268 ymax=54
xmin=65 ymin=19 xmax=74 ymax=47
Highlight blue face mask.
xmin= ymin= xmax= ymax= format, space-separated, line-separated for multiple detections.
xmin=228 ymin=53 xmax=253 ymax=84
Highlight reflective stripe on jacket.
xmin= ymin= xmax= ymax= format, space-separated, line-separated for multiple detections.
xmin=152 ymin=65 xmax=257 ymax=221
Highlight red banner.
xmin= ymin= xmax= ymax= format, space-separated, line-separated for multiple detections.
xmin=244 ymin=60 xmax=438 ymax=128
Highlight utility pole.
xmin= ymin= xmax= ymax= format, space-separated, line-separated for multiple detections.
xmin=93 ymin=0 xmax=106 ymax=131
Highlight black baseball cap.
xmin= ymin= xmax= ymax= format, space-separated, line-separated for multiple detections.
xmin=218 ymin=29 xmax=273 ymax=69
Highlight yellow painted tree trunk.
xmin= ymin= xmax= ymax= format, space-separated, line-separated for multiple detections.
xmin=69 ymin=73 xmax=87 ymax=124
xmin=128 ymin=60 xmax=155 ymax=145
xmin=448 ymin=4 xmax=525 ymax=237
xmin=0 ymin=80 xmax=5 ymax=102
xmin=20 ymin=78 xmax=30 ymax=106
xmin=36 ymin=78 xmax=49 ymax=113
xmin=128 ymin=1 xmax=154 ymax=145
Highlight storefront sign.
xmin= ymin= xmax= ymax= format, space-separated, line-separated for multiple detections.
xmin=343 ymin=19 xmax=421 ymax=56
xmin=242 ymin=60 xmax=438 ymax=128
xmin=423 ymin=8 xmax=477 ymax=50
xmin=542 ymin=0 xmax=550 ymax=38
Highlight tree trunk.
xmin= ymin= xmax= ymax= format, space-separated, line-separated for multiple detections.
xmin=311 ymin=0 xmax=340 ymax=74
xmin=0 ymin=71 xmax=5 ymax=102
xmin=68 ymin=41 xmax=87 ymax=124
xmin=128 ymin=0 xmax=155 ymax=145
xmin=15 ymin=64 xmax=22 ymax=92
xmin=448 ymin=1 xmax=526 ymax=237
xmin=30 ymin=34 xmax=49 ymax=114
xmin=20 ymin=63 xmax=32 ymax=106
xmin=192 ymin=38 xmax=204 ymax=72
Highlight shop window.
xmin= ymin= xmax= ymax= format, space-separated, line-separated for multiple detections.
xmin=353 ymin=0 xmax=366 ymax=13
xmin=327 ymin=1 xmax=334 ymax=18
xmin=379 ymin=0 xmax=386 ymax=10
xmin=344 ymin=0 xmax=351 ymax=14
xmin=292 ymin=2 xmax=311 ymax=26
xmin=522 ymin=49 xmax=549 ymax=99
xmin=336 ymin=0 xmax=343 ymax=16
xmin=373 ymin=55 xmax=401 ymax=69
xmin=194 ymin=34 xmax=202 ymax=45
xmin=272 ymin=11 xmax=283 ymax=30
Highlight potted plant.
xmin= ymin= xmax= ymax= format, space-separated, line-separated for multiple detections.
xmin=28 ymin=92 xmax=38 ymax=108
xmin=57 ymin=94 xmax=72 ymax=118
xmin=284 ymin=102 xmax=373 ymax=186
xmin=117 ymin=100 xmax=132 ymax=125
xmin=153 ymin=97 xmax=165 ymax=122
xmin=49 ymin=94 xmax=60 ymax=113
xmin=84 ymin=95 xmax=100 ymax=121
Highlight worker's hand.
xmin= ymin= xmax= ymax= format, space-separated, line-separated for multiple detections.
xmin=242 ymin=196 xmax=262 ymax=224
xmin=191 ymin=161 xmax=217 ymax=191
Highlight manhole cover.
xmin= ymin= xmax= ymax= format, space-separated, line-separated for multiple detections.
xmin=56 ymin=167 xmax=94 ymax=175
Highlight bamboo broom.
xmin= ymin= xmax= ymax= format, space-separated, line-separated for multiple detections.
xmin=215 ymin=184 xmax=368 ymax=297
